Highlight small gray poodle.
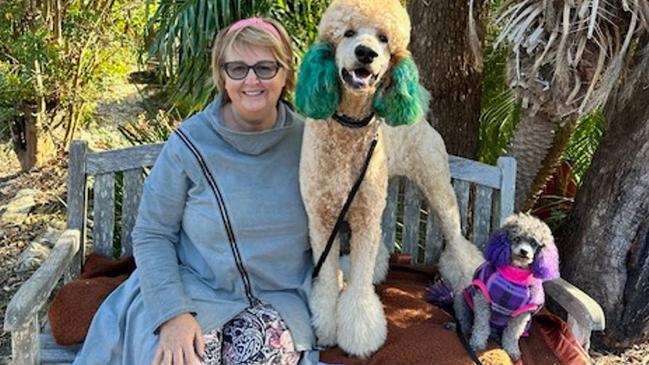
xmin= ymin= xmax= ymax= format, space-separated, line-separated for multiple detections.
xmin=457 ymin=213 xmax=560 ymax=360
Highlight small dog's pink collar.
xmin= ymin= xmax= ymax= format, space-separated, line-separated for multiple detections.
xmin=497 ymin=265 xmax=534 ymax=285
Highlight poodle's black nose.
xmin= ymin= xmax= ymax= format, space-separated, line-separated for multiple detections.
xmin=355 ymin=45 xmax=378 ymax=64
xmin=519 ymin=249 xmax=530 ymax=258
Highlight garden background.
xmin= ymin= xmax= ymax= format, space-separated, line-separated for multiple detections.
xmin=1 ymin=0 xmax=648 ymax=363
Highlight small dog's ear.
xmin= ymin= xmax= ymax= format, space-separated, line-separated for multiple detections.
xmin=484 ymin=230 xmax=511 ymax=268
xmin=532 ymin=242 xmax=560 ymax=280
xmin=295 ymin=41 xmax=340 ymax=119
xmin=373 ymin=56 xmax=430 ymax=126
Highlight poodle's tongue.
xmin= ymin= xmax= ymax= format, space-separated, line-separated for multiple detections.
xmin=353 ymin=68 xmax=371 ymax=79
xmin=342 ymin=68 xmax=374 ymax=89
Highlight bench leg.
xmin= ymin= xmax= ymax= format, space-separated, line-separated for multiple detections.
xmin=11 ymin=315 xmax=40 ymax=365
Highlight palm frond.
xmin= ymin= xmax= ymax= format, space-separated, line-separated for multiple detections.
xmin=478 ymin=29 xmax=522 ymax=164
xmin=145 ymin=0 xmax=270 ymax=114
xmin=269 ymin=0 xmax=328 ymax=58
xmin=565 ymin=108 xmax=604 ymax=185
xmin=478 ymin=88 xmax=522 ymax=164
xmin=495 ymin=0 xmax=649 ymax=119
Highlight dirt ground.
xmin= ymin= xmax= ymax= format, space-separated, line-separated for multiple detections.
xmin=0 ymin=149 xmax=68 ymax=364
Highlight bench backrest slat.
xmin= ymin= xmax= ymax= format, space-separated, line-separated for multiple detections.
xmin=120 ymin=168 xmax=145 ymax=256
xmin=380 ymin=177 xmax=399 ymax=254
xmin=452 ymin=179 xmax=470 ymax=237
xmin=66 ymin=141 xmax=89 ymax=278
xmin=473 ymin=185 xmax=493 ymax=251
xmin=402 ymin=179 xmax=422 ymax=256
xmin=496 ymin=157 xmax=516 ymax=226
xmin=93 ymin=173 xmax=116 ymax=257
xmin=448 ymin=155 xmax=502 ymax=188
xmin=86 ymin=144 xmax=163 ymax=174
xmin=423 ymin=211 xmax=442 ymax=265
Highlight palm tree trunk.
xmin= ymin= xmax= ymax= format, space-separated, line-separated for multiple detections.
xmin=507 ymin=109 xmax=556 ymax=209
xmin=559 ymin=56 xmax=649 ymax=349
xmin=522 ymin=118 xmax=578 ymax=210
xmin=12 ymin=55 xmax=55 ymax=170
xmin=407 ymin=0 xmax=486 ymax=158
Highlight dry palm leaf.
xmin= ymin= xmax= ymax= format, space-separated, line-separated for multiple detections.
xmin=496 ymin=0 xmax=648 ymax=119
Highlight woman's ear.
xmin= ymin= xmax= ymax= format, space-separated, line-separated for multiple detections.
xmin=373 ymin=56 xmax=430 ymax=126
xmin=295 ymin=42 xmax=340 ymax=119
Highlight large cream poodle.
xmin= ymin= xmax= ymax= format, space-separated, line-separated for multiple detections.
xmin=295 ymin=0 xmax=483 ymax=358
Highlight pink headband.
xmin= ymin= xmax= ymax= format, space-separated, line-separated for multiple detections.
xmin=227 ymin=17 xmax=282 ymax=41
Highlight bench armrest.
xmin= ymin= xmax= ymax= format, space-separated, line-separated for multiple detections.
xmin=544 ymin=277 xmax=605 ymax=350
xmin=4 ymin=229 xmax=80 ymax=331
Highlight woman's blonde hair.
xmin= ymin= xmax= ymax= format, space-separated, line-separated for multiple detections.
xmin=212 ymin=18 xmax=294 ymax=103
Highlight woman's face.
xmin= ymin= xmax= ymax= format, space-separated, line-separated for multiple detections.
xmin=223 ymin=45 xmax=287 ymax=131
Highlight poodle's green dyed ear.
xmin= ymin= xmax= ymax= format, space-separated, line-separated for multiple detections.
xmin=295 ymin=42 xmax=340 ymax=119
xmin=373 ymin=57 xmax=430 ymax=126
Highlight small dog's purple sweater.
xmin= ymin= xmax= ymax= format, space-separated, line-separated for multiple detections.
xmin=463 ymin=262 xmax=544 ymax=336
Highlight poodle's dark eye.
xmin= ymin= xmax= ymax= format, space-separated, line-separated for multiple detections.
xmin=344 ymin=30 xmax=356 ymax=38
xmin=378 ymin=34 xmax=389 ymax=43
xmin=512 ymin=236 xmax=521 ymax=244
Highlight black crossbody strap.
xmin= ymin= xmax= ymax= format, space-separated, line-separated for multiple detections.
xmin=312 ymin=136 xmax=378 ymax=279
xmin=175 ymin=129 xmax=259 ymax=307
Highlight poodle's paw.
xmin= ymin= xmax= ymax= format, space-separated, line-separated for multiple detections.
xmin=372 ymin=243 xmax=390 ymax=284
xmin=336 ymin=288 xmax=387 ymax=358
xmin=310 ymin=280 xmax=340 ymax=347
xmin=313 ymin=316 xmax=337 ymax=347
xmin=469 ymin=331 xmax=488 ymax=352
xmin=504 ymin=344 xmax=521 ymax=361
xmin=502 ymin=337 xmax=522 ymax=361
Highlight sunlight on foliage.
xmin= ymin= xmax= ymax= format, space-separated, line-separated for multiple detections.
xmin=0 ymin=0 xmax=148 ymax=143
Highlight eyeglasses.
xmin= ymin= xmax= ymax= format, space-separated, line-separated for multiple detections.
xmin=221 ymin=61 xmax=282 ymax=80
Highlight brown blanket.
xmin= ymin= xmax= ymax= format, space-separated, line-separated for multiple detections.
xmin=48 ymin=256 xmax=591 ymax=365
xmin=320 ymin=265 xmax=591 ymax=365
xmin=48 ymin=254 xmax=136 ymax=345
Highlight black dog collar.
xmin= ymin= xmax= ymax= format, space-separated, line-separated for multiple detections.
xmin=332 ymin=112 xmax=375 ymax=128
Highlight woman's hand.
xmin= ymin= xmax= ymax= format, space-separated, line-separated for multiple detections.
xmin=152 ymin=313 xmax=206 ymax=365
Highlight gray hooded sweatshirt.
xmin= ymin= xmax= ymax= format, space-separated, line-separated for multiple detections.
xmin=72 ymin=97 xmax=318 ymax=364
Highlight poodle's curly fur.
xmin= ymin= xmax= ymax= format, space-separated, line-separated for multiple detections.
xmin=317 ymin=0 xmax=411 ymax=60
xmin=458 ymin=213 xmax=560 ymax=361
xmin=296 ymin=0 xmax=482 ymax=358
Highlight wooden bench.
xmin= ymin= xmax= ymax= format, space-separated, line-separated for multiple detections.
xmin=4 ymin=140 xmax=606 ymax=364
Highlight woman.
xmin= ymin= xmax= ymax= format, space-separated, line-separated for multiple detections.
xmin=73 ymin=17 xmax=318 ymax=365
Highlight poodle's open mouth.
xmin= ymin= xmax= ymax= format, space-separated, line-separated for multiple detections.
xmin=512 ymin=254 xmax=532 ymax=267
xmin=341 ymin=68 xmax=378 ymax=89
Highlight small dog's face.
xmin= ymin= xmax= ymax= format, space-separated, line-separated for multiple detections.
xmin=335 ymin=25 xmax=392 ymax=92
xmin=505 ymin=229 xmax=543 ymax=269
xmin=485 ymin=213 xmax=560 ymax=280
